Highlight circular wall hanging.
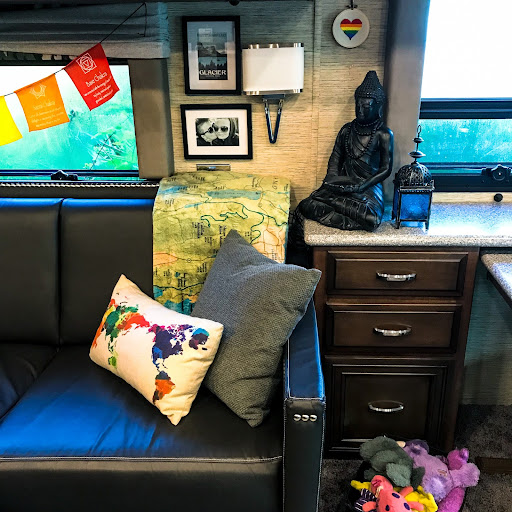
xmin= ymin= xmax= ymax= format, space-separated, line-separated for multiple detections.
xmin=332 ymin=8 xmax=370 ymax=48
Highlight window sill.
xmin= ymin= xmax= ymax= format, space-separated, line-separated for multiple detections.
xmin=432 ymin=173 xmax=512 ymax=192
xmin=0 ymin=179 xmax=160 ymax=199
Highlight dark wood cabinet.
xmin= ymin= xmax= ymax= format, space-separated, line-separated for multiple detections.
xmin=312 ymin=246 xmax=479 ymax=456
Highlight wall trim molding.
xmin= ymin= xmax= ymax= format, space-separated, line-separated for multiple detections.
xmin=383 ymin=0 xmax=431 ymax=201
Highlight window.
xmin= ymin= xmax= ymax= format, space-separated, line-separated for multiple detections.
xmin=0 ymin=57 xmax=172 ymax=183
xmin=0 ymin=55 xmax=139 ymax=181
xmin=420 ymin=0 xmax=512 ymax=191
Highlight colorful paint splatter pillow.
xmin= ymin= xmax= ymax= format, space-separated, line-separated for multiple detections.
xmin=90 ymin=274 xmax=223 ymax=425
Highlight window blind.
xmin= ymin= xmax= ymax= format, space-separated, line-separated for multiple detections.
xmin=0 ymin=3 xmax=170 ymax=59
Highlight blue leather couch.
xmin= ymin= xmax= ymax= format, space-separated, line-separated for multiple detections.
xmin=0 ymin=198 xmax=325 ymax=512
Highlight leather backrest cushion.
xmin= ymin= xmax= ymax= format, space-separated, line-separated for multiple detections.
xmin=0 ymin=198 xmax=61 ymax=345
xmin=60 ymin=199 xmax=153 ymax=345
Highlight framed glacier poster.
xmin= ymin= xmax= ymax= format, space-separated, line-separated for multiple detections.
xmin=182 ymin=16 xmax=241 ymax=95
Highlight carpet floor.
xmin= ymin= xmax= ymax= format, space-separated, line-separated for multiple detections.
xmin=319 ymin=404 xmax=512 ymax=512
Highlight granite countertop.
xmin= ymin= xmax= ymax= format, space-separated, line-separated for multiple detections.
xmin=480 ymin=250 xmax=512 ymax=304
xmin=304 ymin=202 xmax=512 ymax=247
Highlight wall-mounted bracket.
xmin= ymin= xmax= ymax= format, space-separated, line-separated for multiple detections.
xmin=196 ymin=164 xmax=232 ymax=172
xmin=263 ymin=94 xmax=285 ymax=144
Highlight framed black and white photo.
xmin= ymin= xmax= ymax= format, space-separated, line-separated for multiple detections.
xmin=182 ymin=16 xmax=241 ymax=95
xmin=181 ymin=104 xmax=252 ymax=159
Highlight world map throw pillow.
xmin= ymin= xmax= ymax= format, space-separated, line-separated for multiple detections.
xmin=90 ymin=275 xmax=223 ymax=425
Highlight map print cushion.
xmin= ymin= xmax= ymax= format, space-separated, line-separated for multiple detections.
xmin=90 ymin=275 xmax=224 ymax=425
xmin=192 ymin=230 xmax=322 ymax=427
xmin=153 ymin=171 xmax=290 ymax=314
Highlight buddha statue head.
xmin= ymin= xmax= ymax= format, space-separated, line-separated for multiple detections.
xmin=354 ymin=71 xmax=386 ymax=125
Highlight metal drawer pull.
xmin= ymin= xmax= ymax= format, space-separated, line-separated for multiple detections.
xmin=376 ymin=271 xmax=417 ymax=282
xmin=373 ymin=326 xmax=412 ymax=337
xmin=368 ymin=401 xmax=404 ymax=413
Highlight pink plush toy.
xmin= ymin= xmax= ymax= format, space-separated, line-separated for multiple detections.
xmin=362 ymin=475 xmax=424 ymax=512
xmin=403 ymin=440 xmax=480 ymax=510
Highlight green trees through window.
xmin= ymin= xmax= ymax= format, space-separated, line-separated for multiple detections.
xmin=420 ymin=0 xmax=512 ymax=189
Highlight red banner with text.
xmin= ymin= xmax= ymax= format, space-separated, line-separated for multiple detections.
xmin=65 ymin=44 xmax=119 ymax=110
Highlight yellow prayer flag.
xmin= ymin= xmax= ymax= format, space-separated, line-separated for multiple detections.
xmin=0 ymin=96 xmax=22 ymax=146
xmin=15 ymin=74 xmax=69 ymax=132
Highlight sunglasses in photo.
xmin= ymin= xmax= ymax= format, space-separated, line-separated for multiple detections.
xmin=198 ymin=124 xmax=229 ymax=136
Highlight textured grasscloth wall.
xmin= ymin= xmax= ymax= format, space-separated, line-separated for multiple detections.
xmin=166 ymin=0 xmax=388 ymax=208
xmin=314 ymin=1 xmax=388 ymax=189
xmin=166 ymin=1 xmax=512 ymax=405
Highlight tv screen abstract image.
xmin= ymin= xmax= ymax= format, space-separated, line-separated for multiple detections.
xmin=0 ymin=64 xmax=138 ymax=173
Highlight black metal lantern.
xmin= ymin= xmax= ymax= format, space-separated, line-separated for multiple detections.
xmin=392 ymin=126 xmax=434 ymax=229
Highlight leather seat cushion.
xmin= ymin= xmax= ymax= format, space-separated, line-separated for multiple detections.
xmin=0 ymin=346 xmax=282 ymax=512
xmin=59 ymin=198 xmax=154 ymax=346
xmin=0 ymin=198 xmax=61 ymax=345
xmin=0 ymin=344 xmax=57 ymax=419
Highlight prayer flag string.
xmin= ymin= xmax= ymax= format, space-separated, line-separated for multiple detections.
xmin=0 ymin=3 xmax=146 ymax=145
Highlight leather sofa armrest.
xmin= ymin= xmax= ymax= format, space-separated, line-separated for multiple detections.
xmin=283 ymin=300 xmax=325 ymax=512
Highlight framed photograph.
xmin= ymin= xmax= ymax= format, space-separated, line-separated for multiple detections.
xmin=182 ymin=16 xmax=241 ymax=95
xmin=181 ymin=104 xmax=252 ymax=160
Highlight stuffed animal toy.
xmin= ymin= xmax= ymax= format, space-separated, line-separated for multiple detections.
xmin=436 ymin=448 xmax=479 ymax=512
xmin=360 ymin=436 xmax=426 ymax=488
xmin=353 ymin=487 xmax=377 ymax=512
xmin=403 ymin=441 xmax=480 ymax=506
xmin=362 ymin=475 xmax=424 ymax=512
xmin=351 ymin=480 xmax=438 ymax=512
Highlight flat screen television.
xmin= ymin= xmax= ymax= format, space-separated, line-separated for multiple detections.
xmin=0 ymin=55 xmax=172 ymax=180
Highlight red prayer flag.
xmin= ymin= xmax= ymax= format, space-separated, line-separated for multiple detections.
xmin=65 ymin=44 xmax=119 ymax=110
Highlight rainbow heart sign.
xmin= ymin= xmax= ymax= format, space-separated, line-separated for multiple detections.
xmin=340 ymin=18 xmax=363 ymax=40
xmin=332 ymin=9 xmax=370 ymax=48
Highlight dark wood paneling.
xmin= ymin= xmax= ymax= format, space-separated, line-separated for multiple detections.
xmin=475 ymin=457 xmax=512 ymax=475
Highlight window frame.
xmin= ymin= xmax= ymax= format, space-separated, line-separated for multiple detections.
xmin=0 ymin=55 xmax=139 ymax=179
xmin=419 ymin=98 xmax=512 ymax=192
xmin=0 ymin=56 xmax=173 ymax=182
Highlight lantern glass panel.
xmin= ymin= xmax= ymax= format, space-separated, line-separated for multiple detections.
xmin=400 ymin=192 xmax=431 ymax=220
xmin=392 ymin=188 xmax=399 ymax=218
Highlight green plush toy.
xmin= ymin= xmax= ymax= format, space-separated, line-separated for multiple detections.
xmin=360 ymin=436 xmax=425 ymax=489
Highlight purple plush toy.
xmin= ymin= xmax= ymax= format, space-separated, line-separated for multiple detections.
xmin=403 ymin=440 xmax=480 ymax=512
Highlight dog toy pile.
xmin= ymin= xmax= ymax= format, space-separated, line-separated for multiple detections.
xmin=348 ymin=436 xmax=480 ymax=512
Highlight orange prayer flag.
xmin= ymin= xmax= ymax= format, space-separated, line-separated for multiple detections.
xmin=15 ymin=74 xmax=69 ymax=132
xmin=0 ymin=96 xmax=22 ymax=146
xmin=65 ymin=44 xmax=119 ymax=110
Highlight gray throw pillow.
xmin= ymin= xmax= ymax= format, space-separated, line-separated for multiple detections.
xmin=191 ymin=229 xmax=321 ymax=427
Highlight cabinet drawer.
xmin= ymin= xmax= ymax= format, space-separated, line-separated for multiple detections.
xmin=328 ymin=251 xmax=468 ymax=295
xmin=328 ymin=361 xmax=447 ymax=452
xmin=327 ymin=304 xmax=460 ymax=350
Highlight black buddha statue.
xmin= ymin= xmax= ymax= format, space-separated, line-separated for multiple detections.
xmin=299 ymin=71 xmax=394 ymax=231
